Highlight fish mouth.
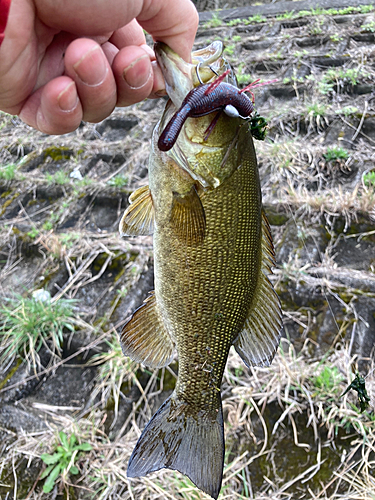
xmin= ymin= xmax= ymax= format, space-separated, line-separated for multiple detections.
xmin=154 ymin=42 xmax=239 ymax=189
xmin=154 ymin=42 xmax=193 ymax=108
xmin=154 ymin=41 xmax=233 ymax=109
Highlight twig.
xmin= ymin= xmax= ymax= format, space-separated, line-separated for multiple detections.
xmin=249 ymin=397 xmax=268 ymax=456
xmin=24 ymin=468 xmax=43 ymax=499
xmin=52 ymin=251 xmax=98 ymax=302
xmin=351 ymin=101 xmax=368 ymax=142
xmin=340 ymin=115 xmax=375 ymax=145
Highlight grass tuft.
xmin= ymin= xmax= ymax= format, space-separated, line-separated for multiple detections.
xmin=41 ymin=431 xmax=92 ymax=493
xmin=46 ymin=171 xmax=70 ymax=185
xmin=323 ymin=146 xmax=349 ymax=162
xmin=0 ymin=292 xmax=77 ymax=366
xmin=363 ymin=170 xmax=375 ymax=188
xmin=88 ymin=333 xmax=142 ymax=423
xmin=0 ymin=163 xmax=17 ymax=180
xmin=107 ymin=174 xmax=129 ymax=188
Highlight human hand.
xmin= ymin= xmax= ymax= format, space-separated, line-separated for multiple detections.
xmin=0 ymin=0 xmax=198 ymax=134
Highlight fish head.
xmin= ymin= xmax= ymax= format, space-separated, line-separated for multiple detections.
xmin=155 ymin=42 xmax=245 ymax=189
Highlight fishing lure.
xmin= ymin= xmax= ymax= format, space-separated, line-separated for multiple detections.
xmin=158 ymin=70 xmax=257 ymax=152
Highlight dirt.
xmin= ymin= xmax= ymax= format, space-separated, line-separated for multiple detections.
xmin=0 ymin=1 xmax=375 ymax=498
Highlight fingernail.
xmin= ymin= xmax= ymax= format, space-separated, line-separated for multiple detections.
xmin=73 ymin=46 xmax=107 ymax=86
xmin=57 ymin=82 xmax=78 ymax=111
xmin=123 ymin=55 xmax=151 ymax=89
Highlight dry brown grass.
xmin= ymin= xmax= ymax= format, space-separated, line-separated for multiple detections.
xmin=1 ymin=335 xmax=374 ymax=499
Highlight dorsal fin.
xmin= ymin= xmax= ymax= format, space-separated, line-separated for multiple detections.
xmin=119 ymin=185 xmax=154 ymax=236
xmin=120 ymin=291 xmax=174 ymax=368
xmin=170 ymin=186 xmax=206 ymax=246
xmin=234 ymin=210 xmax=282 ymax=367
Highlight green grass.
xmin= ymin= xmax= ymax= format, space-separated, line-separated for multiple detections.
xmin=236 ymin=63 xmax=253 ymax=85
xmin=224 ymin=44 xmax=235 ymax=56
xmin=59 ymin=232 xmax=81 ymax=248
xmin=244 ymin=15 xmax=266 ymax=24
xmin=41 ymin=431 xmax=91 ymax=493
xmin=0 ymin=163 xmax=17 ymax=181
xmin=276 ymin=10 xmax=295 ymax=20
xmin=227 ymin=18 xmax=242 ymax=26
xmin=313 ymin=365 xmax=343 ymax=392
xmin=363 ymin=171 xmax=375 ymax=188
xmin=26 ymin=227 xmax=39 ymax=239
xmin=75 ymin=176 xmax=94 ymax=188
xmin=273 ymin=4 xmax=373 ymax=22
xmin=0 ymin=292 xmax=76 ymax=364
xmin=306 ymin=103 xmax=327 ymax=117
xmin=323 ymin=146 xmax=349 ymax=162
xmin=227 ymin=14 xmax=266 ymax=26
xmin=319 ymin=67 xmax=368 ymax=94
xmin=42 ymin=221 xmax=53 ymax=231
xmin=46 ymin=171 xmax=70 ymax=185
xmin=361 ymin=20 xmax=375 ymax=32
xmin=309 ymin=22 xmax=323 ymax=35
xmin=203 ymin=13 xmax=222 ymax=29
xmin=330 ymin=33 xmax=342 ymax=42
xmin=335 ymin=105 xmax=358 ymax=116
xmin=293 ymin=49 xmax=309 ymax=59
xmin=237 ymin=73 xmax=252 ymax=85
xmin=107 ymin=174 xmax=129 ymax=188
xmin=88 ymin=333 xmax=141 ymax=418
xmin=283 ymin=75 xmax=305 ymax=84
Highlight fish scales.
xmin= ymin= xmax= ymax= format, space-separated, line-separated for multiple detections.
xmin=154 ymin=128 xmax=261 ymax=408
xmin=118 ymin=42 xmax=282 ymax=499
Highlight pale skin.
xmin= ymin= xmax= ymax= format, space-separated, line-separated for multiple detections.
xmin=0 ymin=0 xmax=199 ymax=134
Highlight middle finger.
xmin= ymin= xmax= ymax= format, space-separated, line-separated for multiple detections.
xmin=64 ymin=38 xmax=117 ymax=123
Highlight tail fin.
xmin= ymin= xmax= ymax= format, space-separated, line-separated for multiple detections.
xmin=127 ymin=393 xmax=224 ymax=499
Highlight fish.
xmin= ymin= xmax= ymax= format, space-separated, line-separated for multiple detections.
xmin=118 ymin=41 xmax=282 ymax=499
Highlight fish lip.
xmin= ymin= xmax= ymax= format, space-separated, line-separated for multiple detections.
xmin=154 ymin=41 xmax=229 ymax=109
xmin=154 ymin=42 xmax=193 ymax=108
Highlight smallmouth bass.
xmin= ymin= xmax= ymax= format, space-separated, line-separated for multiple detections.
xmin=119 ymin=41 xmax=282 ymax=499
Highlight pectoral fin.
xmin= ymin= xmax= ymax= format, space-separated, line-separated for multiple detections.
xmin=119 ymin=185 xmax=154 ymax=236
xmin=234 ymin=211 xmax=282 ymax=367
xmin=170 ymin=186 xmax=206 ymax=245
xmin=120 ymin=291 xmax=174 ymax=368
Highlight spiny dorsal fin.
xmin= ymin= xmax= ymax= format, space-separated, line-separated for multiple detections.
xmin=170 ymin=186 xmax=206 ymax=246
xmin=120 ymin=291 xmax=174 ymax=368
xmin=234 ymin=210 xmax=282 ymax=367
xmin=119 ymin=185 xmax=154 ymax=236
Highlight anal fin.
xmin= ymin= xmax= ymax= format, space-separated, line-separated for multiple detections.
xmin=234 ymin=210 xmax=282 ymax=367
xmin=120 ymin=291 xmax=174 ymax=368
xmin=119 ymin=185 xmax=154 ymax=236
xmin=170 ymin=186 xmax=206 ymax=245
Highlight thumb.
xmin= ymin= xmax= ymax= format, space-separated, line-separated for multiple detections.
xmin=137 ymin=0 xmax=198 ymax=62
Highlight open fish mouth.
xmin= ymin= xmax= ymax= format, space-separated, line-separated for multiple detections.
xmin=154 ymin=42 xmax=241 ymax=189
xmin=155 ymin=41 xmax=234 ymax=108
